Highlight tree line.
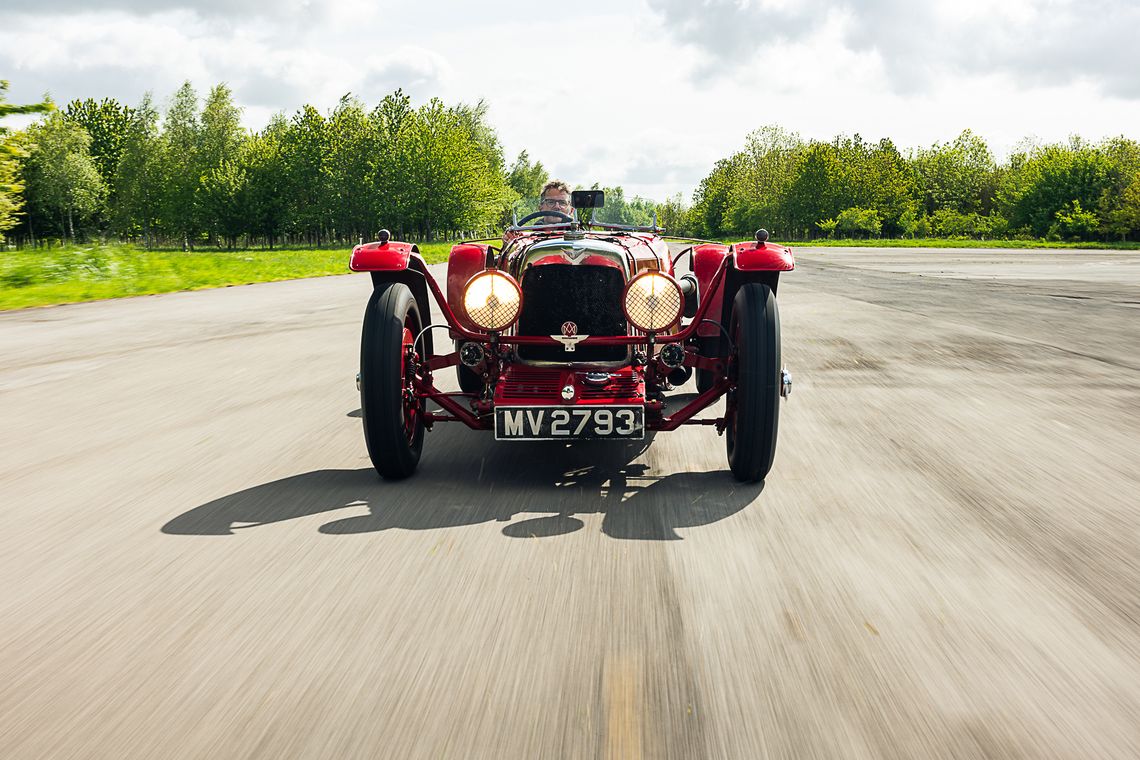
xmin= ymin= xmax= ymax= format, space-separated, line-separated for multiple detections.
xmin=1 ymin=83 xmax=522 ymax=249
xmin=683 ymin=126 xmax=1140 ymax=242
xmin=2 ymin=79 xmax=1138 ymax=248
xmin=0 ymin=77 xmax=670 ymax=250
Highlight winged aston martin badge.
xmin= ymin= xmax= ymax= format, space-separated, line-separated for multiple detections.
xmin=551 ymin=320 xmax=589 ymax=352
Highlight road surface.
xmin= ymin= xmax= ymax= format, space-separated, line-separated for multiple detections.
xmin=1 ymin=246 xmax=1138 ymax=758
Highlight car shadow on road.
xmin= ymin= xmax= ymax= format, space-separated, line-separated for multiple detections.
xmin=163 ymin=426 xmax=763 ymax=541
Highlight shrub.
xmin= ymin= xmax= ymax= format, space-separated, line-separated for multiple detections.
xmin=1050 ymin=200 xmax=1099 ymax=240
xmin=836 ymin=207 xmax=882 ymax=238
xmin=815 ymin=217 xmax=838 ymax=238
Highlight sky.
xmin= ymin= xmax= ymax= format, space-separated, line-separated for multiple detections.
xmin=3 ymin=0 xmax=1138 ymax=201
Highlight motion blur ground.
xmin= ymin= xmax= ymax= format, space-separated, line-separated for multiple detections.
xmin=0 ymin=248 xmax=1138 ymax=758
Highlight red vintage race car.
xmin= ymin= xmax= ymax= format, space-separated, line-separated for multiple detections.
xmin=350 ymin=190 xmax=793 ymax=481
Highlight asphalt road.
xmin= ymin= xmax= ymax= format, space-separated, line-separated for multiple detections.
xmin=1 ymin=246 xmax=1138 ymax=759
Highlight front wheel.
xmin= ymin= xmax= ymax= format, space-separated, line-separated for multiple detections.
xmin=725 ymin=283 xmax=781 ymax=481
xmin=361 ymin=283 xmax=425 ymax=479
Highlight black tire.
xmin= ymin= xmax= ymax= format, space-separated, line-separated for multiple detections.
xmin=695 ymin=336 xmax=716 ymax=393
xmin=696 ymin=368 xmax=715 ymax=394
xmin=725 ymin=283 xmax=781 ymax=481
xmin=361 ymin=283 xmax=425 ymax=479
xmin=455 ymin=341 xmax=484 ymax=395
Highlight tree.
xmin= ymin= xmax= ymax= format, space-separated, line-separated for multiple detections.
xmin=196 ymin=84 xmax=248 ymax=246
xmin=369 ymin=90 xmax=414 ymax=236
xmin=199 ymin=158 xmax=248 ymax=249
xmin=23 ymin=111 xmax=107 ymax=241
xmin=913 ymin=130 xmax=997 ymax=215
xmin=1095 ymin=137 xmax=1140 ymax=239
xmin=280 ymin=104 xmax=328 ymax=244
xmin=242 ymin=123 xmax=288 ymax=247
xmin=396 ymin=97 xmax=513 ymax=239
xmin=1103 ymin=174 xmax=1140 ymax=241
xmin=323 ymin=95 xmax=377 ymax=243
xmin=199 ymin=84 xmax=244 ymax=172
xmin=507 ymin=150 xmax=548 ymax=201
xmin=725 ymin=125 xmax=802 ymax=236
xmin=112 ymin=94 xmax=167 ymax=246
xmin=454 ymin=99 xmax=504 ymax=175
xmin=162 ymin=81 xmax=202 ymax=249
xmin=690 ymin=156 xmax=740 ymax=237
xmin=655 ymin=193 xmax=691 ymax=235
xmin=784 ymin=142 xmax=843 ymax=238
xmin=0 ymin=131 xmax=29 ymax=242
xmin=1 ymin=81 xmax=52 ymax=241
xmin=589 ymin=185 xmax=655 ymax=226
xmin=63 ymin=98 xmax=133 ymax=198
xmin=998 ymin=141 xmax=1112 ymax=237
xmin=860 ymin=138 xmax=919 ymax=236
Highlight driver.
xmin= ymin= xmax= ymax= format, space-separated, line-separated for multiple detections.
xmin=538 ymin=180 xmax=574 ymax=223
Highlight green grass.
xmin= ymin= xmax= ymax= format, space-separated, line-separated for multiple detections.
xmin=751 ymin=237 xmax=1140 ymax=250
xmin=7 ymin=234 xmax=1135 ymax=311
xmin=0 ymin=241 xmax=455 ymax=311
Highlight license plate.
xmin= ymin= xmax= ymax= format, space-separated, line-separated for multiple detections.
xmin=494 ymin=406 xmax=644 ymax=440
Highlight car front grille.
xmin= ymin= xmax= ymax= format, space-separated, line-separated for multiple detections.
xmin=498 ymin=367 xmax=562 ymax=398
xmin=495 ymin=366 xmax=643 ymax=404
xmin=516 ymin=265 xmax=627 ymax=363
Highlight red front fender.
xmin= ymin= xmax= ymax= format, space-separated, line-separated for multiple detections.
xmin=690 ymin=240 xmax=793 ymax=338
xmin=350 ymin=240 xmax=418 ymax=271
xmin=350 ymin=239 xmax=435 ymax=355
xmin=733 ymin=241 xmax=795 ymax=271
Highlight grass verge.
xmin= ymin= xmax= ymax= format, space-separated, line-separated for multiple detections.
xmin=0 ymin=241 xmax=454 ymax=311
xmin=5 ymin=236 xmax=1135 ymax=311
xmin=755 ymin=237 xmax=1140 ymax=250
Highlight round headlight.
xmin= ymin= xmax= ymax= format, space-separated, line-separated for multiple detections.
xmin=623 ymin=271 xmax=683 ymax=332
xmin=463 ymin=270 xmax=522 ymax=332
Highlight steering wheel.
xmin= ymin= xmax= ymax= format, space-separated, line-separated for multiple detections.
xmin=516 ymin=210 xmax=574 ymax=225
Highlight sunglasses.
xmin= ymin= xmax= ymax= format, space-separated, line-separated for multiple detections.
xmin=540 ymin=198 xmax=570 ymax=207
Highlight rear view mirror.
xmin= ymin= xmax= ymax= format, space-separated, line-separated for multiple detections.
xmin=571 ymin=190 xmax=605 ymax=209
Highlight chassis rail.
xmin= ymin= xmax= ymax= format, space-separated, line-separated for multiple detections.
xmin=398 ymin=251 xmax=738 ymax=434
xmin=410 ymin=370 xmax=731 ymax=434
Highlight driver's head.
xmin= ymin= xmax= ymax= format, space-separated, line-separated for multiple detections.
xmin=539 ymin=180 xmax=573 ymax=223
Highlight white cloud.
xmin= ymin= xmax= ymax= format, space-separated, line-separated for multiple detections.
xmin=0 ymin=9 xmax=451 ymax=120
xmin=3 ymin=0 xmax=315 ymax=17
xmin=647 ymin=0 xmax=1140 ymax=97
